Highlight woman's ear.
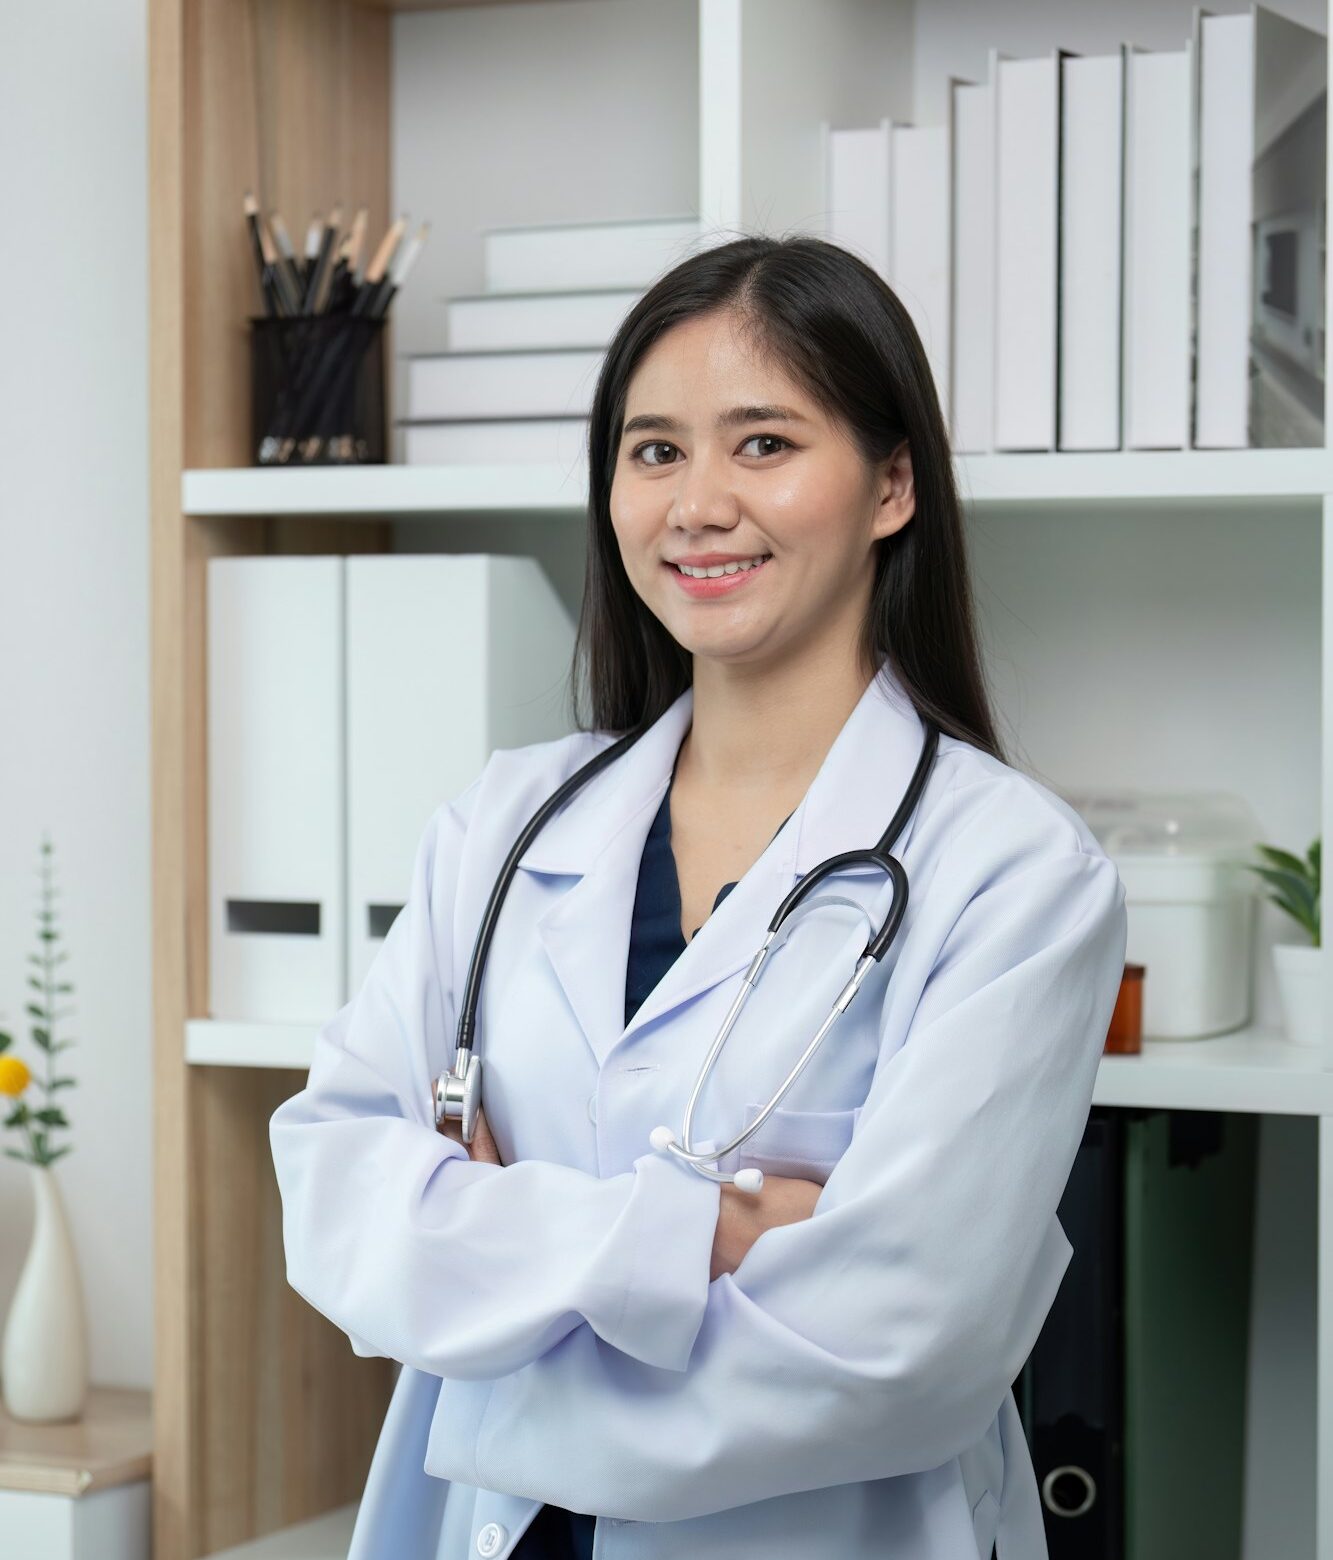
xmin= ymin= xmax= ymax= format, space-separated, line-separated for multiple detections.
xmin=871 ymin=438 xmax=915 ymax=543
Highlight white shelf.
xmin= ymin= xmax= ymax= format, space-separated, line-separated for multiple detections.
xmin=1093 ymin=1026 xmax=1333 ymax=1115
xmin=188 ymin=1017 xmax=1330 ymax=1114
xmin=181 ymin=448 xmax=1333 ymax=520
xmin=182 ymin=461 xmax=588 ymax=518
xmin=205 ymin=1503 xmax=357 ymax=1560
xmin=185 ymin=1019 xmax=322 ymax=1069
xmin=957 ymin=448 xmax=1333 ymax=506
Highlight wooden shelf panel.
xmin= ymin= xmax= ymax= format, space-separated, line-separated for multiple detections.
xmin=181 ymin=449 xmax=1333 ymax=520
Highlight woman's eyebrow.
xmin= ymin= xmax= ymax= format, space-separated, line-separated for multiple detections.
xmin=621 ymin=405 xmax=810 ymax=438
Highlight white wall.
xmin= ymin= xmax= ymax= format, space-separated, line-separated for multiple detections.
xmin=0 ymin=0 xmax=152 ymax=1390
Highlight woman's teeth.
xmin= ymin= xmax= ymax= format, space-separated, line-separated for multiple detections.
xmin=675 ymin=556 xmax=770 ymax=578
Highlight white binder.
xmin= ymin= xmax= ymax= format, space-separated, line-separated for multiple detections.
xmin=345 ymin=555 xmax=576 ymax=995
xmin=207 ymin=556 xmax=345 ymax=1024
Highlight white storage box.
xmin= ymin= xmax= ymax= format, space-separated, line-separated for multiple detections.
xmin=1061 ymin=789 xmax=1260 ymax=1039
xmin=345 ymin=554 xmax=575 ymax=994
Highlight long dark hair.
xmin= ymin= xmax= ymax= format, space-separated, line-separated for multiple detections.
xmin=571 ymin=233 xmax=1005 ymax=764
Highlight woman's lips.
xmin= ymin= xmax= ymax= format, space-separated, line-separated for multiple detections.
xmin=664 ymin=557 xmax=771 ymax=598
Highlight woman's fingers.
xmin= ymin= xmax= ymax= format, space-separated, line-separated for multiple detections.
xmin=437 ymin=1105 xmax=505 ymax=1165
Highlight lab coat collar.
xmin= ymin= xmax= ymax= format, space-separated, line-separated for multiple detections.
xmin=518 ymin=657 xmax=931 ymax=1069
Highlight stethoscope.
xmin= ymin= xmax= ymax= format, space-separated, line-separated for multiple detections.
xmin=434 ymin=707 xmax=940 ymax=1196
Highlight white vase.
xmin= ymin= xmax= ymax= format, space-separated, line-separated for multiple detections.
xmin=1 ymin=1162 xmax=89 ymax=1422
xmin=1274 ymin=942 xmax=1324 ymax=1049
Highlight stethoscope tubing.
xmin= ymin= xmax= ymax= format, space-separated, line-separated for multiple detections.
xmin=436 ymin=693 xmax=940 ymax=1195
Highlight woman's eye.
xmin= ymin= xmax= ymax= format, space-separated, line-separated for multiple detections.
xmin=629 ymin=434 xmax=791 ymax=467
xmin=739 ymin=434 xmax=791 ymax=458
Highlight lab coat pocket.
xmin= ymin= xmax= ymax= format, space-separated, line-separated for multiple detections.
xmin=735 ymin=1103 xmax=861 ymax=1184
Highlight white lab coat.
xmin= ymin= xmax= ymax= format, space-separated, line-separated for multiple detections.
xmin=269 ymin=660 xmax=1127 ymax=1560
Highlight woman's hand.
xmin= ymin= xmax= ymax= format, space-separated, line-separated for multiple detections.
xmin=437 ymin=1103 xmax=504 ymax=1166
xmin=710 ymin=1173 xmax=823 ymax=1281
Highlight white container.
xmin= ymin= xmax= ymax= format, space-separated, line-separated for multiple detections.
xmin=345 ymin=555 xmax=576 ymax=994
xmin=1060 ymin=789 xmax=1260 ymax=1039
xmin=1273 ymin=942 xmax=1323 ymax=1048
xmin=207 ymin=557 xmax=345 ymax=1024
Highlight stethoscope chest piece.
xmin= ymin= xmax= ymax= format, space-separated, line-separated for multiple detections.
xmin=435 ymin=1048 xmax=482 ymax=1143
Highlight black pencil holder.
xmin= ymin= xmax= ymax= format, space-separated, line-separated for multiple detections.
xmin=249 ymin=314 xmax=387 ymax=465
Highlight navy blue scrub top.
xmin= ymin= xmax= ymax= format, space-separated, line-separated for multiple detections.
xmin=510 ymin=760 xmax=792 ymax=1560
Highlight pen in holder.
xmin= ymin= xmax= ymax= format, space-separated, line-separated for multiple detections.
xmin=250 ymin=313 xmax=387 ymax=465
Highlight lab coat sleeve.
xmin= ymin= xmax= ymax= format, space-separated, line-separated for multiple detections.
xmin=268 ymin=787 xmax=721 ymax=1380
xmin=443 ymin=834 xmax=1127 ymax=1522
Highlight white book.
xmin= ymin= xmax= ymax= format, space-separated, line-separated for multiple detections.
xmin=401 ymin=417 xmax=589 ymax=468
xmin=405 ymin=347 xmax=604 ymax=421
xmin=1122 ymin=43 xmax=1195 ymax=449
xmin=1194 ymin=4 xmax=1327 ymax=447
xmin=951 ymin=71 xmax=996 ymax=453
xmin=993 ymin=51 xmax=1065 ymax=451
xmin=484 ymin=217 xmax=701 ymax=293
xmin=891 ymin=124 xmax=952 ymax=426
xmin=826 ymin=119 xmax=892 ymax=279
xmin=1059 ymin=51 xmax=1125 ymax=450
xmin=448 ymin=289 xmax=642 ymax=352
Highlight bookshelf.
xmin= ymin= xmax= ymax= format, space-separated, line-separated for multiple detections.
xmin=147 ymin=2 xmax=1333 ymax=1560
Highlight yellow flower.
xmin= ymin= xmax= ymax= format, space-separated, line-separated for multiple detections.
xmin=0 ymin=1056 xmax=31 ymax=1096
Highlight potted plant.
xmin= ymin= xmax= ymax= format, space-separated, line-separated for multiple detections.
xmin=0 ymin=834 xmax=88 ymax=1421
xmin=1247 ymin=837 xmax=1321 ymax=1048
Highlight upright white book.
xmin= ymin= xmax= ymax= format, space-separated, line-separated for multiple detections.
xmin=1122 ymin=42 xmax=1195 ymax=448
xmin=891 ymin=124 xmax=952 ymax=425
xmin=483 ymin=217 xmax=701 ymax=293
xmin=1194 ymin=4 xmax=1327 ymax=447
xmin=1059 ymin=51 xmax=1125 ymax=451
xmin=993 ymin=51 xmax=1066 ymax=451
xmin=950 ymin=71 xmax=996 ymax=453
xmin=406 ymin=347 xmax=604 ymax=421
xmin=448 ymin=289 xmax=642 ymax=352
xmin=826 ymin=119 xmax=892 ymax=280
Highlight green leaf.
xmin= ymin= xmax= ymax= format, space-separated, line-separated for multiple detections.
xmin=24 ymin=1003 xmax=47 ymax=1021
xmin=1248 ymin=865 xmax=1317 ymax=913
xmin=1254 ymin=845 xmax=1311 ymax=879
xmin=43 ymin=1146 xmax=71 ymax=1164
xmin=33 ymin=1107 xmax=68 ymax=1128
xmin=55 ymin=983 xmax=74 ymax=994
xmin=3 ymin=1150 xmax=33 ymax=1164
xmin=30 ymin=1028 xmax=50 ymax=1050
xmin=0 ymin=1031 xmax=10 ymax=1054
xmin=4 ymin=1105 xmax=30 ymax=1127
xmin=48 ymin=1079 xmax=77 ymax=1090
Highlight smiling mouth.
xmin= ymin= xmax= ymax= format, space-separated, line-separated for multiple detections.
xmin=670 ymin=554 xmax=772 ymax=578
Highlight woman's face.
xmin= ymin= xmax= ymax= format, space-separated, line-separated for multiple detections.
xmin=609 ymin=310 xmax=914 ymax=675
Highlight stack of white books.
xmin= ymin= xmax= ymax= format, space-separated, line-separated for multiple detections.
xmin=827 ymin=4 xmax=1327 ymax=453
xmin=400 ymin=216 xmax=702 ymax=467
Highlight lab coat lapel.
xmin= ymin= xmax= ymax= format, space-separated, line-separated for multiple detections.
xmin=518 ymin=687 xmax=695 ymax=1071
xmin=619 ymin=660 xmax=932 ymax=1051
xmin=515 ymin=660 xmax=932 ymax=1072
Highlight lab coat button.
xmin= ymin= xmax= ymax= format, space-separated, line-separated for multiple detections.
xmin=476 ymin=1521 xmax=507 ymax=1556
xmin=587 ymin=1092 xmax=598 ymax=1123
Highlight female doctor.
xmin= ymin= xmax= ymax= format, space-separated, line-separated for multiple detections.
xmin=269 ymin=233 xmax=1127 ymax=1560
